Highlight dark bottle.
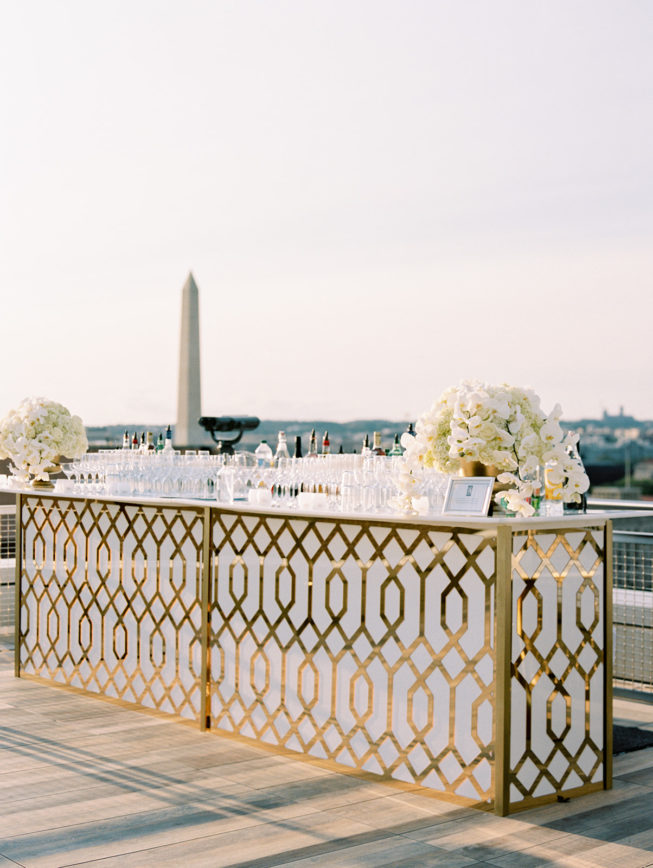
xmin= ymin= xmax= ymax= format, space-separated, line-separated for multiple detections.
xmin=338 ymin=444 xmax=344 ymax=454
xmin=322 ymin=430 xmax=330 ymax=454
xmin=294 ymin=435 xmax=303 ymax=459
xmin=307 ymin=429 xmax=318 ymax=457
xmin=406 ymin=422 xmax=416 ymax=436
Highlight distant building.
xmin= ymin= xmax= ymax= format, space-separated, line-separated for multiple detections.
xmin=592 ymin=485 xmax=643 ymax=501
xmin=634 ymin=460 xmax=653 ymax=482
xmin=601 ymin=407 xmax=640 ymax=428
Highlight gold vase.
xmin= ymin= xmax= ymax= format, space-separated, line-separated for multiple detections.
xmin=28 ymin=457 xmax=61 ymax=490
xmin=459 ymin=460 xmax=499 ymax=478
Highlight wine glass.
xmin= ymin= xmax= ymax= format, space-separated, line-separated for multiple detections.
xmin=60 ymin=463 xmax=76 ymax=492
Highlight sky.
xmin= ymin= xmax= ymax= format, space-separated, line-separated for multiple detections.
xmin=1 ymin=0 xmax=652 ymax=425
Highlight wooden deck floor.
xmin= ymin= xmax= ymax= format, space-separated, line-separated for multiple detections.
xmin=0 ymin=655 xmax=652 ymax=868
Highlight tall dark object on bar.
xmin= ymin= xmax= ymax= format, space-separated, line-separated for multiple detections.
xmin=199 ymin=416 xmax=260 ymax=454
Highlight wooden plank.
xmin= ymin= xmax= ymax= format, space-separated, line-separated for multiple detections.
xmin=3 ymin=651 xmax=653 ymax=868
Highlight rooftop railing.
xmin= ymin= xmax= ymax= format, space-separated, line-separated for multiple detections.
xmin=0 ymin=505 xmax=15 ymax=645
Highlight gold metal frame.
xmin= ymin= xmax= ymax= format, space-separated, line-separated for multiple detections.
xmin=14 ymin=496 xmax=612 ymax=815
xmin=494 ymin=524 xmax=513 ymax=815
xmin=14 ymin=493 xmax=22 ymax=679
xmin=17 ymin=495 xmax=205 ymax=722
xmin=208 ymin=510 xmax=497 ymax=805
xmin=508 ymin=524 xmax=607 ymax=811
xmin=604 ymin=520 xmax=613 ymax=790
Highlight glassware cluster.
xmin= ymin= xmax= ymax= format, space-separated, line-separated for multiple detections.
xmin=57 ymin=450 xmax=451 ymax=516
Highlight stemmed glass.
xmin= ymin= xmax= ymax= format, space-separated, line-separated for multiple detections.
xmin=70 ymin=457 xmax=85 ymax=491
xmin=60 ymin=463 xmax=76 ymax=492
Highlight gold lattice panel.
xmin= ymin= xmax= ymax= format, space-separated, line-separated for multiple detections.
xmin=209 ymin=512 xmax=497 ymax=802
xmin=510 ymin=528 xmax=605 ymax=804
xmin=19 ymin=496 xmax=205 ymax=721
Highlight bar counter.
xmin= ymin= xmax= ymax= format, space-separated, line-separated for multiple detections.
xmin=9 ymin=488 xmax=640 ymax=815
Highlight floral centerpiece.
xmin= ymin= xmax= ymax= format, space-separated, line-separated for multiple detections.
xmin=0 ymin=397 xmax=87 ymax=485
xmin=401 ymin=380 xmax=589 ymax=516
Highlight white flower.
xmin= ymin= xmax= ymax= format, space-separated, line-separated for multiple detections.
xmin=400 ymin=379 xmax=589 ymax=515
xmin=496 ymin=488 xmax=535 ymax=517
xmin=545 ymin=465 xmax=565 ymax=485
xmin=520 ymin=454 xmax=540 ymax=475
xmin=508 ymin=410 xmax=524 ymax=435
xmin=540 ymin=419 xmax=563 ymax=444
xmin=0 ymin=397 xmax=87 ymax=480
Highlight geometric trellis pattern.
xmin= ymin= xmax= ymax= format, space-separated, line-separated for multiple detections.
xmin=209 ymin=511 xmax=497 ymax=803
xmin=19 ymin=496 xmax=205 ymax=722
xmin=510 ymin=528 xmax=605 ymax=805
xmin=16 ymin=496 xmax=611 ymax=814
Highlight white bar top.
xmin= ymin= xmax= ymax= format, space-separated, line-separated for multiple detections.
xmin=3 ymin=484 xmax=651 ymax=531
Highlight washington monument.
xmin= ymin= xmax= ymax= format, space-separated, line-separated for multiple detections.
xmin=175 ymin=272 xmax=211 ymax=448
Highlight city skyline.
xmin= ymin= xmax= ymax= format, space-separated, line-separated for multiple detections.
xmin=1 ymin=1 xmax=652 ymax=426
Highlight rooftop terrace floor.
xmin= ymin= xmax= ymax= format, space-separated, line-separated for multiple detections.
xmin=0 ymin=636 xmax=652 ymax=868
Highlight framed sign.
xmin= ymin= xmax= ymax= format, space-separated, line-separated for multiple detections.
xmin=443 ymin=477 xmax=494 ymax=516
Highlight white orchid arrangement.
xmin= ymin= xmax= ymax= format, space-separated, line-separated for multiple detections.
xmin=0 ymin=397 xmax=88 ymax=483
xmin=400 ymin=380 xmax=589 ymax=517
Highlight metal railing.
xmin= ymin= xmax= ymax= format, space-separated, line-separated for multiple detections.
xmin=0 ymin=505 xmax=15 ymax=644
xmin=589 ymin=499 xmax=653 ymax=696
xmin=613 ymin=530 xmax=653 ymax=695
xmin=0 ymin=505 xmax=15 ymax=560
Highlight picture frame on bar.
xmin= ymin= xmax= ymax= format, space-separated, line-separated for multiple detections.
xmin=443 ymin=477 xmax=495 ymax=516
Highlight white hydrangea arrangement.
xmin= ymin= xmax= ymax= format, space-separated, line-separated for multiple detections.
xmin=0 ymin=397 xmax=88 ymax=483
xmin=401 ymin=380 xmax=590 ymax=517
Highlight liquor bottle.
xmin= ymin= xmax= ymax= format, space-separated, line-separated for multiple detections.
xmin=139 ymin=432 xmax=146 ymax=453
xmin=322 ymin=431 xmax=330 ymax=454
xmin=361 ymin=434 xmax=371 ymax=458
xmin=338 ymin=444 xmax=344 ymax=454
xmin=163 ymin=424 xmax=174 ymax=452
xmin=307 ymin=429 xmax=318 ymax=458
xmin=274 ymin=431 xmax=290 ymax=465
xmin=389 ymin=434 xmax=403 ymax=456
xmin=405 ymin=422 xmax=416 ymax=437
xmin=544 ymin=460 xmax=563 ymax=501
xmin=131 ymin=432 xmax=139 ymax=450
xmin=372 ymin=431 xmax=385 ymax=456
xmin=156 ymin=432 xmax=164 ymax=453
xmin=543 ymin=460 xmax=564 ymax=516
xmin=254 ymin=440 xmax=273 ymax=467
xmin=122 ymin=430 xmax=130 ymax=450
xmin=523 ymin=465 xmax=544 ymax=514
xmin=145 ymin=432 xmax=155 ymax=452
xmin=293 ymin=435 xmax=303 ymax=459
